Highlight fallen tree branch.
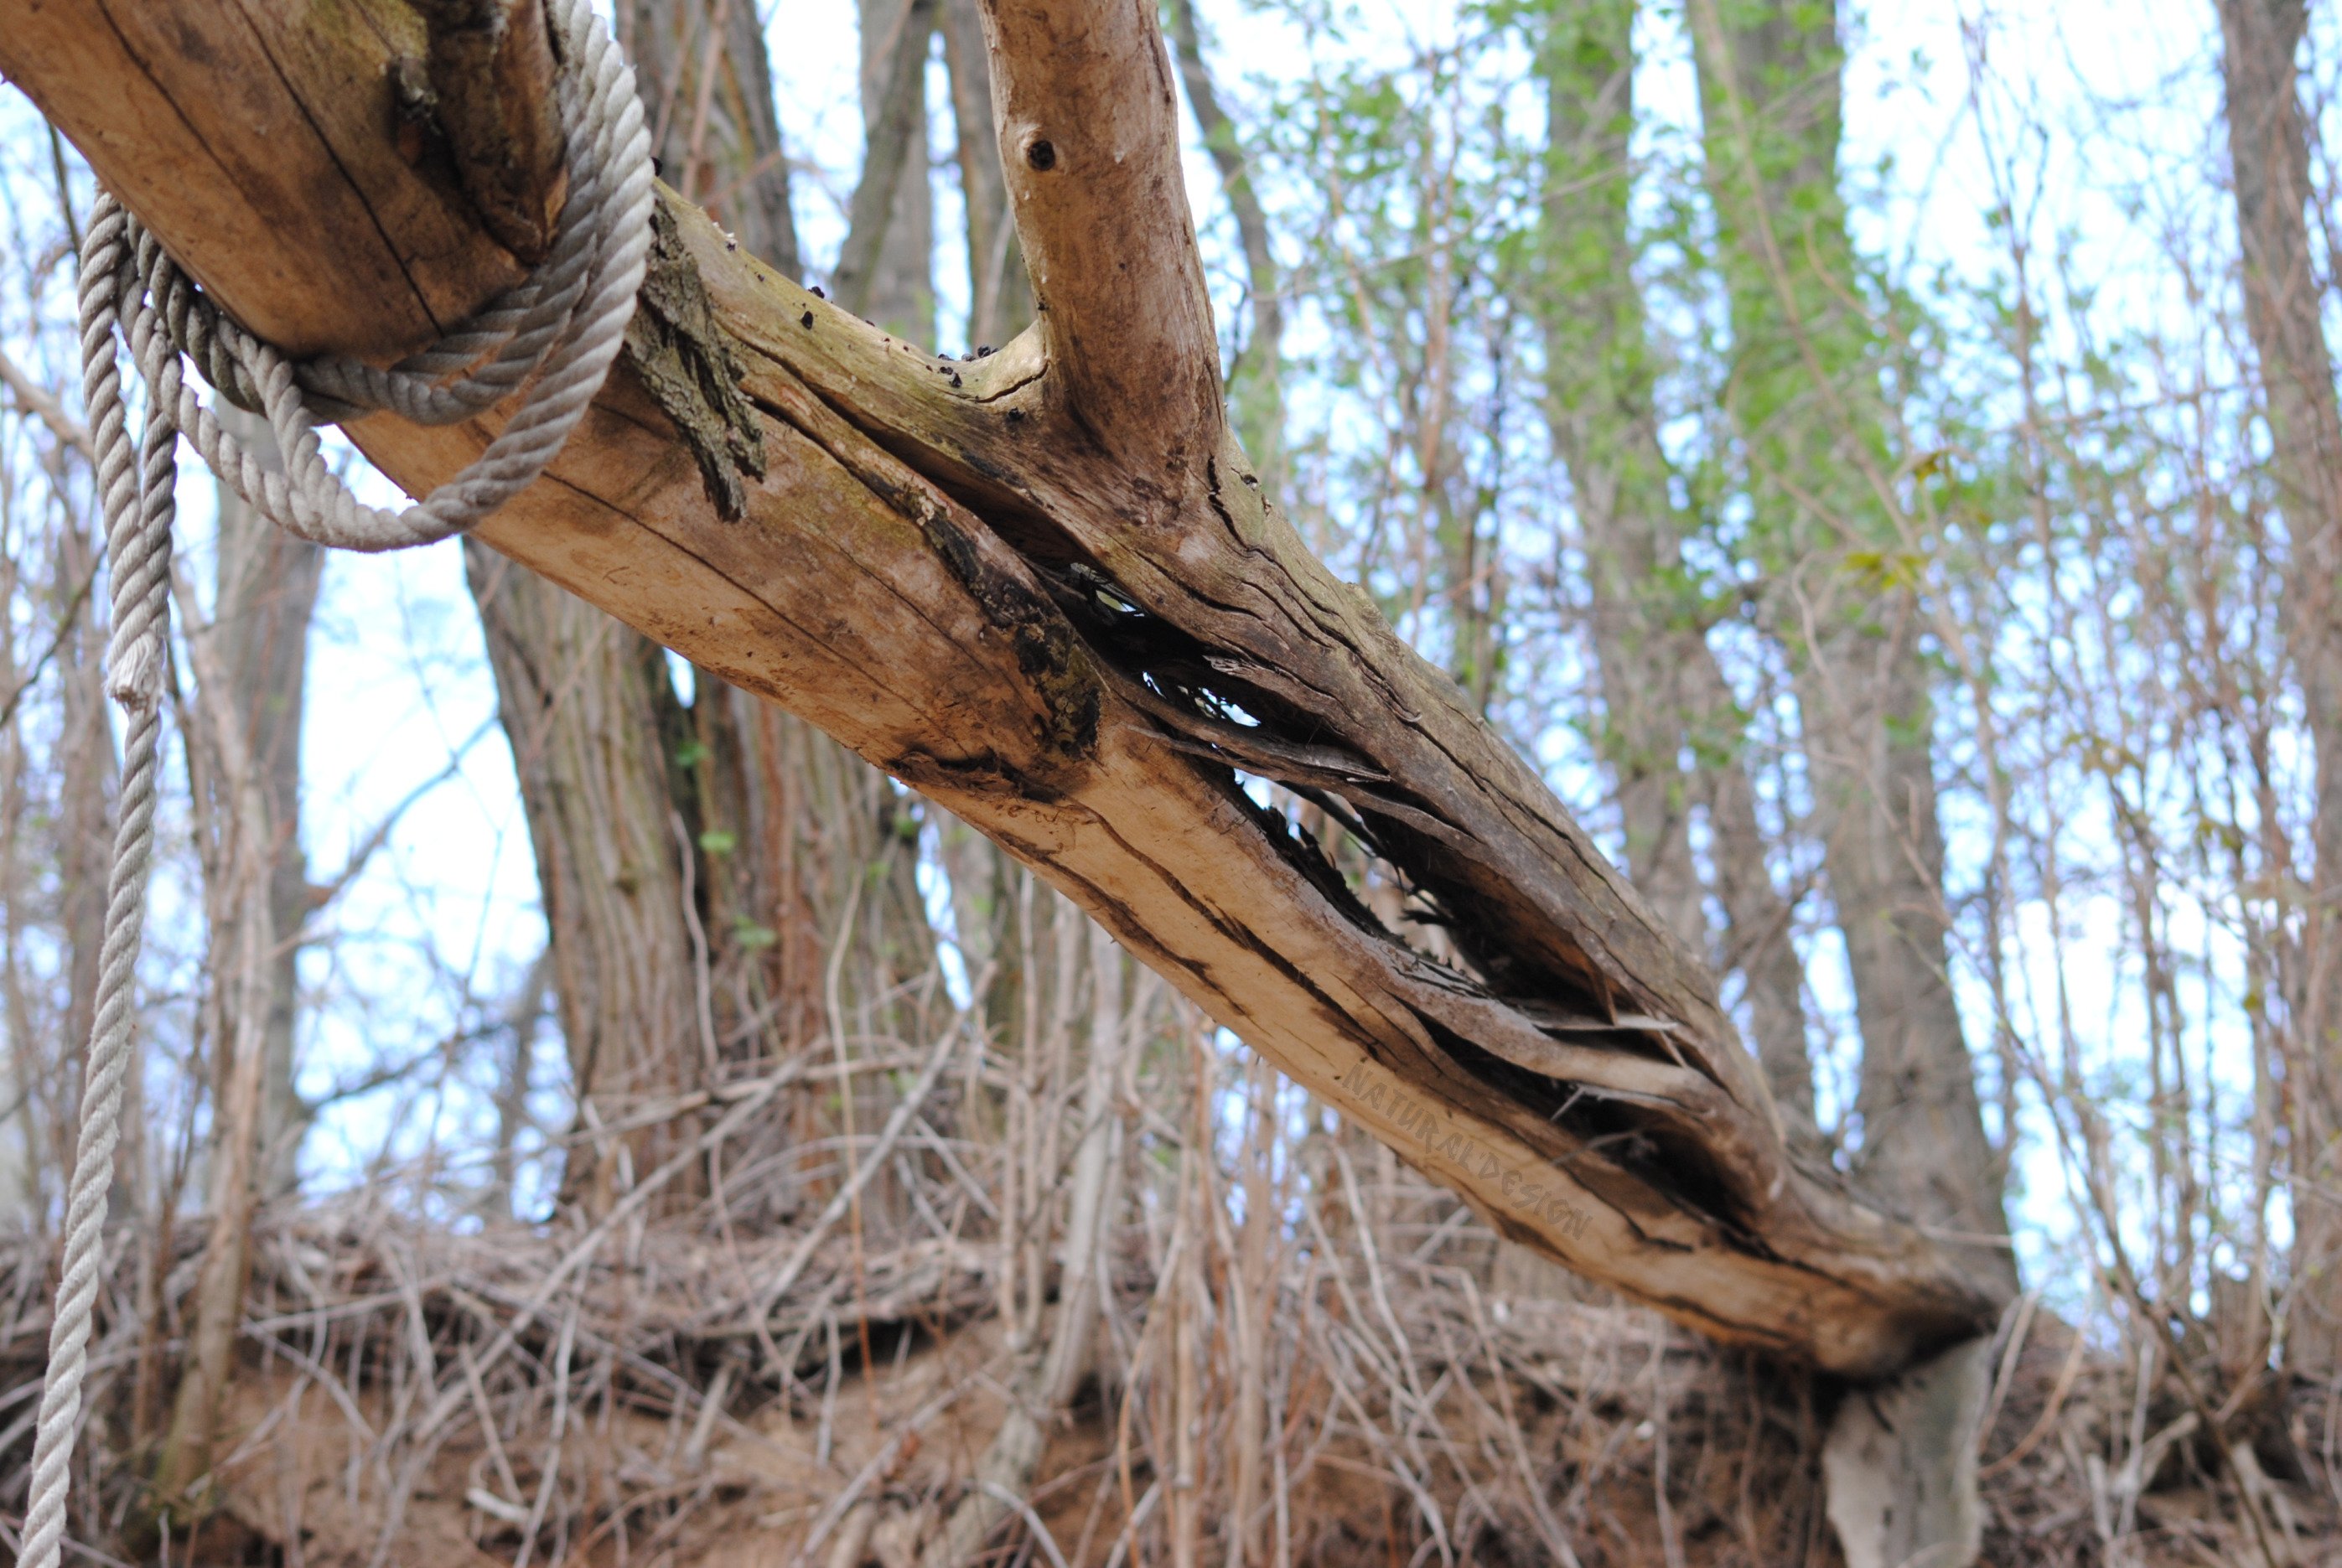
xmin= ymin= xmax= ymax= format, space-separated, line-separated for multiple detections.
xmin=0 ymin=0 xmax=1998 ymax=1374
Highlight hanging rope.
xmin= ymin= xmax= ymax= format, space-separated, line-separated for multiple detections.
xmin=18 ymin=1 xmax=652 ymax=1560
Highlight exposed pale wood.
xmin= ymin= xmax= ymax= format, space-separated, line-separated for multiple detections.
xmin=3 ymin=0 xmax=523 ymax=358
xmin=0 ymin=0 xmax=2000 ymax=1374
xmin=977 ymin=0 xmax=1220 ymax=501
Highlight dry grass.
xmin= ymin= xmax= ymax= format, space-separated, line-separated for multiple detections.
xmin=3 ymin=1180 xmax=2334 ymax=1568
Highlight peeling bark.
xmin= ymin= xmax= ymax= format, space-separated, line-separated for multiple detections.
xmin=624 ymin=199 xmax=769 ymax=521
xmin=0 ymin=0 xmax=2000 ymax=1375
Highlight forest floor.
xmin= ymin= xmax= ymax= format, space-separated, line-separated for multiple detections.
xmin=1 ymin=1200 xmax=2335 ymax=1567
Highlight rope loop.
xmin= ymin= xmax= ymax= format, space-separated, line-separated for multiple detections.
xmin=21 ymin=1 xmax=652 ymax=1561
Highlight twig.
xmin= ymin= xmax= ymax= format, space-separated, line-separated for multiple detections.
xmin=746 ymin=1017 xmax=964 ymax=1332
xmin=0 ymin=346 xmax=95 ymax=460
xmin=982 ymin=1480 xmax=1073 ymax=1568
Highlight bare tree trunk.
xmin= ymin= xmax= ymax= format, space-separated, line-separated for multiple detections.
xmin=1688 ymin=3 xmax=2011 ymax=1563
xmin=148 ymin=411 xmax=313 ymax=1514
xmin=54 ymin=514 xmax=112 ymax=1177
xmin=0 ymin=535 xmax=44 ymax=1224
xmin=1690 ymin=0 xmax=2007 ymax=1281
xmin=1536 ymin=0 xmax=1815 ymax=1126
xmin=465 ymin=543 xmax=703 ymax=1211
xmin=50 ymin=507 xmax=135 ymax=1225
xmin=485 ymin=950 xmax=549 ymax=1216
xmin=851 ymin=0 xmax=937 ymax=340
xmin=152 ymin=554 xmax=284 ymax=1516
xmin=468 ymin=0 xmax=944 ymax=1222
xmin=2215 ymin=0 xmax=2342 ymax=1382
xmin=211 ymin=409 xmax=320 ymax=1193
xmin=1164 ymin=0 xmax=1285 ymax=494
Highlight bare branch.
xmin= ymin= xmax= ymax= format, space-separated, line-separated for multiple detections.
xmin=0 ymin=346 xmax=96 ymax=460
xmin=978 ymin=0 xmax=1222 ymax=503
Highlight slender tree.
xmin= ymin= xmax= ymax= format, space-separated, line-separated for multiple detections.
xmin=1687 ymin=3 xmax=2012 ymax=1560
xmin=153 ymin=421 xmax=304 ymax=1510
xmin=209 ymin=411 xmax=320 ymax=1193
xmin=2215 ymin=0 xmax=2342 ymax=1379
xmin=848 ymin=0 xmax=938 ymax=339
xmin=1688 ymin=0 xmax=2008 ymax=1283
xmin=1535 ymin=0 xmax=1816 ymax=1125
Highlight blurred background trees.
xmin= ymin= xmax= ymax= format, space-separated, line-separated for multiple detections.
xmin=0 ymin=0 xmax=2338 ymax=1561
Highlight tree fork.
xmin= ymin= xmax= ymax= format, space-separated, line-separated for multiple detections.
xmin=0 ymin=0 xmax=2000 ymax=1375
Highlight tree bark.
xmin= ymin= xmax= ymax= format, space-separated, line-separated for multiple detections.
xmin=651 ymin=0 xmax=949 ymax=1231
xmin=2215 ymin=0 xmax=2342 ymax=1381
xmin=465 ymin=543 xmax=705 ymax=1208
xmin=0 ymin=0 xmax=1999 ymax=1375
xmin=1536 ymin=0 xmax=1815 ymax=1126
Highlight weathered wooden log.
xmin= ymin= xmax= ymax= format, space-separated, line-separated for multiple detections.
xmin=0 ymin=0 xmax=2002 ymax=1374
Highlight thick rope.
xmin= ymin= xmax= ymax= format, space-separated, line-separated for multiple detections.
xmin=19 ymin=0 xmax=650 ymax=1560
